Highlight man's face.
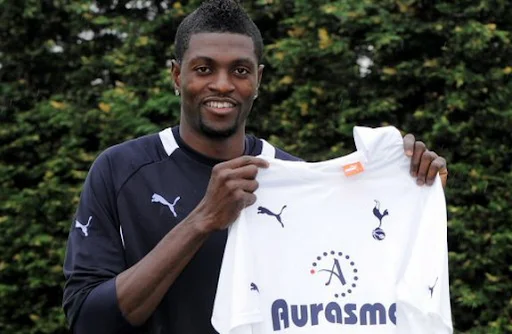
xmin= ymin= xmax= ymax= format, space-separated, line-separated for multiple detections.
xmin=172 ymin=32 xmax=263 ymax=139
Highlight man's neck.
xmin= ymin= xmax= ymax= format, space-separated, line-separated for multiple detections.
xmin=178 ymin=124 xmax=246 ymax=161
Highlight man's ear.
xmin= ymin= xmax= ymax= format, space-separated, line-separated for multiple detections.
xmin=257 ymin=64 xmax=265 ymax=87
xmin=171 ymin=59 xmax=181 ymax=93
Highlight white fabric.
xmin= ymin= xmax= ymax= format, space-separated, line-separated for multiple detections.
xmin=259 ymin=139 xmax=277 ymax=158
xmin=158 ymin=127 xmax=179 ymax=156
xmin=212 ymin=126 xmax=453 ymax=334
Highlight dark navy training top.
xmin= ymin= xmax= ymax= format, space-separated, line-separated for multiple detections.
xmin=62 ymin=126 xmax=301 ymax=334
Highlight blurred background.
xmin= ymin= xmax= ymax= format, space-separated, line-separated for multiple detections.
xmin=1 ymin=0 xmax=511 ymax=333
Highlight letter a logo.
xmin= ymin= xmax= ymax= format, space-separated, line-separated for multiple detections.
xmin=320 ymin=259 xmax=346 ymax=286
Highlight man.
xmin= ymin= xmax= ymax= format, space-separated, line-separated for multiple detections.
xmin=62 ymin=0 xmax=448 ymax=333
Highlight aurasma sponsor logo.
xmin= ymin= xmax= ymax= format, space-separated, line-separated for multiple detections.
xmin=271 ymin=299 xmax=396 ymax=330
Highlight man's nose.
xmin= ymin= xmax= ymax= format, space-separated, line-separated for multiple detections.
xmin=208 ymin=71 xmax=235 ymax=94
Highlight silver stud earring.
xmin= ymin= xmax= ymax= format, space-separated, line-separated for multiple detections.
xmin=175 ymin=88 xmax=180 ymax=96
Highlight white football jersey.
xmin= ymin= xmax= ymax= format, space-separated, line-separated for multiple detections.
xmin=212 ymin=126 xmax=453 ymax=334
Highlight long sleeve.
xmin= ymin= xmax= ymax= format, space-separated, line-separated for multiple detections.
xmin=395 ymin=176 xmax=453 ymax=333
xmin=62 ymin=151 xmax=136 ymax=333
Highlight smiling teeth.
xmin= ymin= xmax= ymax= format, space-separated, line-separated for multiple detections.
xmin=206 ymin=101 xmax=234 ymax=108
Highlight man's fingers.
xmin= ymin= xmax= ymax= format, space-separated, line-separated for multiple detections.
xmin=416 ymin=150 xmax=437 ymax=185
xmin=410 ymin=141 xmax=426 ymax=177
xmin=244 ymin=193 xmax=257 ymax=207
xmin=233 ymin=188 xmax=257 ymax=208
xmin=227 ymin=179 xmax=259 ymax=193
xmin=229 ymin=164 xmax=261 ymax=180
xmin=403 ymin=133 xmax=415 ymax=157
xmin=426 ymin=157 xmax=447 ymax=186
xmin=439 ymin=165 xmax=448 ymax=189
xmin=213 ymin=156 xmax=269 ymax=183
xmin=219 ymin=155 xmax=269 ymax=170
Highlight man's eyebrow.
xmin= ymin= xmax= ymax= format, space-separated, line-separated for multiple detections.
xmin=188 ymin=56 xmax=257 ymax=66
xmin=231 ymin=57 xmax=256 ymax=65
xmin=188 ymin=56 xmax=215 ymax=64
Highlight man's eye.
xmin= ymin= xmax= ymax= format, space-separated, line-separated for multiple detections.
xmin=235 ymin=68 xmax=249 ymax=75
xmin=196 ymin=66 xmax=211 ymax=74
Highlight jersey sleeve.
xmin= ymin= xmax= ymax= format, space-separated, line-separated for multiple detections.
xmin=395 ymin=176 xmax=453 ymax=333
xmin=211 ymin=210 xmax=262 ymax=334
xmin=62 ymin=151 xmax=135 ymax=333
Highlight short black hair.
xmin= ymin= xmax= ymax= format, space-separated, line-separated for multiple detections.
xmin=174 ymin=0 xmax=264 ymax=63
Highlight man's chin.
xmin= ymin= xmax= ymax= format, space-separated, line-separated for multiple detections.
xmin=199 ymin=123 xmax=238 ymax=140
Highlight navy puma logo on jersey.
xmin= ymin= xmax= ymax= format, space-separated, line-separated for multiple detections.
xmin=75 ymin=216 xmax=92 ymax=237
xmin=429 ymin=277 xmax=439 ymax=298
xmin=257 ymin=205 xmax=287 ymax=228
xmin=250 ymin=282 xmax=259 ymax=293
xmin=152 ymin=193 xmax=180 ymax=218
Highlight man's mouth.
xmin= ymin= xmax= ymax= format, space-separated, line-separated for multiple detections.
xmin=203 ymin=100 xmax=237 ymax=116
xmin=204 ymin=101 xmax=235 ymax=109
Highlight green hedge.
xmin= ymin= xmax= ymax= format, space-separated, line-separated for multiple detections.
xmin=1 ymin=0 xmax=511 ymax=333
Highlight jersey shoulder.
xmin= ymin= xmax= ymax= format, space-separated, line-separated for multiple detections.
xmin=255 ymin=137 xmax=303 ymax=162
xmin=89 ymin=133 xmax=167 ymax=193
xmin=274 ymin=147 xmax=303 ymax=162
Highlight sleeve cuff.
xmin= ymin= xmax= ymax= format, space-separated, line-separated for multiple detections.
xmin=73 ymin=278 xmax=137 ymax=334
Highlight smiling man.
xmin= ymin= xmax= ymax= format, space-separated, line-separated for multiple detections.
xmin=62 ymin=1 xmax=448 ymax=333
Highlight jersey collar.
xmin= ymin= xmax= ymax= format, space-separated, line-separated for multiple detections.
xmin=159 ymin=126 xmax=260 ymax=167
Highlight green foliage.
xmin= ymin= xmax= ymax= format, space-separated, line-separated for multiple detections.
xmin=1 ymin=0 xmax=511 ymax=333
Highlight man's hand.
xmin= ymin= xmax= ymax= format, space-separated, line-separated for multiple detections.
xmin=403 ymin=134 xmax=448 ymax=188
xmin=194 ymin=156 xmax=269 ymax=233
